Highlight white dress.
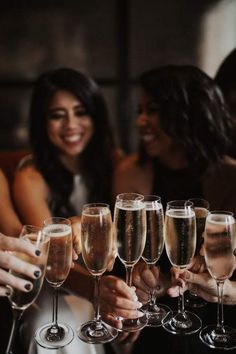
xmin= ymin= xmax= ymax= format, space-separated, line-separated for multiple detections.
xmin=19 ymin=176 xmax=105 ymax=354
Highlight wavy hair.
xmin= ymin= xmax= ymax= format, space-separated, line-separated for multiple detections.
xmin=138 ymin=65 xmax=232 ymax=169
xmin=29 ymin=67 xmax=115 ymax=216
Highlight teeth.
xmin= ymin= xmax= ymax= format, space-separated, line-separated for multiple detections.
xmin=142 ymin=134 xmax=155 ymax=142
xmin=64 ymin=134 xmax=81 ymax=143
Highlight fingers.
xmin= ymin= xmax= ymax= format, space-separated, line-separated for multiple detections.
xmin=0 ymin=285 xmax=12 ymax=297
xmin=0 ymin=234 xmax=40 ymax=257
xmin=0 ymin=268 xmax=33 ymax=293
xmin=70 ymin=216 xmax=82 ymax=255
xmin=0 ymin=250 xmax=41 ymax=280
xmin=100 ymin=275 xmax=142 ymax=320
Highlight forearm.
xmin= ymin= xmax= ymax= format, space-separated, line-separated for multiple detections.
xmin=64 ymin=263 xmax=94 ymax=303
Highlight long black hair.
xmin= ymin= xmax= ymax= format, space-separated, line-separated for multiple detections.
xmin=29 ymin=67 xmax=115 ymax=216
xmin=138 ymin=65 xmax=232 ymax=169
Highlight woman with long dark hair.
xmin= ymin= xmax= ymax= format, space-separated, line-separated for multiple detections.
xmin=13 ymin=67 xmax=127 ymax=354
xmin=112 ymin=65 xmax=236 ymax=354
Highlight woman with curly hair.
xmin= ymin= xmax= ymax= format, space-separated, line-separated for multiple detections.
xmin=111 ymin=65 xmax=236 ymax=354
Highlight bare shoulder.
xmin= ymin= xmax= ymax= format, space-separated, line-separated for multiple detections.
xmin=14 ymin=160 xmax=49 ymax=197
xmin=113 ymin=153 xmax=152 ymax=196
xmin=115 ymin=154 xmax=140 ymax=175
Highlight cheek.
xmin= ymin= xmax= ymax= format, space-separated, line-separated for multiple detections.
xmin=84 ymin=121 xmax=94 ymax=140
xmin=47 ymin=122 xmax=61 ymax=142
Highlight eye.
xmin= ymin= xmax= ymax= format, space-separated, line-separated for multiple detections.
xmin=48 ymin=111 xmax=65 ymax=121
xmin=75 ymin=109 xmax=88 ymax=117
xmin=147 ymin=101 xmax=160 ymax=114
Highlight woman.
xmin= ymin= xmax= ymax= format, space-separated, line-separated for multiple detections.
xmin=12 ymin=67 xmax=137 ymax=354
xmin=215 ymin=48 xmax=236 ymax=158
xmin=112 ymin=65 xmax=236 ymax=354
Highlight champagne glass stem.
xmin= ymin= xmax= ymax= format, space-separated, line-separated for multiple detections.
xmin=46 ymin=287 xmax=63 ymax=340
xmin=94 ymin=275 xmax=102 ymax=324
xmin=5 ymin=309 xmax=23 ymax=354
xmin=216 ymin=281 xmax=225 ymax=333
xmin=53 ymin=286 xmax=58 ymax=325
xmin=126 ymin=265 xmax=133 ymax=287
xmin=179 ymin=286 xmax=186 ymax=314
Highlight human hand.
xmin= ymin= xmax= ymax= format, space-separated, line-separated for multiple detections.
xmin=0 ymin=233 xmax=42 ymax=296
xmin=132 ymin=260 xmax=170 ymax=303
xmin=99 ymin=275 xmax=142 ymax=330
xmin=70 ymin=216 xmax=81 ymax=261
xmin=167 ymin=255 xmax=207 ymax=297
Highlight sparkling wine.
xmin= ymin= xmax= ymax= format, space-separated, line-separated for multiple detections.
xmin=164 ymin=208 xmax=196 ymax=268
xmin=142 ymin=205 xmax=164 ymax=264
xmin=114 ymin=203 xmax=146 ymax=266
xmin=81 ymin=207 xmax=113 ymax=276
xmin=44 ymin=224 xmax=72 ymax=286
xmin=204 ymin=215 xmax=235 ymax=281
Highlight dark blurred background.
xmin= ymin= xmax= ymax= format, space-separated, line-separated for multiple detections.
xmin=0 ymin=0 xmax=235 ymax=153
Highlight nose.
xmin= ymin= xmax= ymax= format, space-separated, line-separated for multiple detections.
xmin=136 ymin=112 xmax=149 ymax=127
xmin=64 ymin=112 xmax=79 ymax=128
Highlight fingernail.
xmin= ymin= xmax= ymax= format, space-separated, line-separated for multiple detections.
xmin=35 ymin=250 xmax=41 ymax=256
xmin=34 ymin=270 xmax=41 ymax=278
xmin=136 ymin=301 xmax=143 ymax=308
xmin=24 ymin=283 xmax=32 ymax=291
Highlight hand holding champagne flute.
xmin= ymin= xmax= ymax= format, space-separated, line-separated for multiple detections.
xmin=199 ymin=211 xmax=236 ymax=350
xmin=6 ymin=225 xmax=50 ymax=354
xmin=162 ymin=200 xmax=202 ymax=335
xmin=185 ymin=198 xmax=209 ymax=309
xmin=77 ymin=203 xmax=118 ymax=343
xmin=114 ymin=193 xmax=147 ymax=332
xmin=35 ymin=217 xmax=74 ymax=349
xmin=141 ymin=195 xmax=170 ymax=326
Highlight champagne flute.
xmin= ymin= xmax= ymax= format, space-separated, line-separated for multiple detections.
xmin=114 ymin=192 xmax=148 ymax=331
xmin=141 ymin=195 xmax=170 ymax=326
xmin=77 ymin=203 xmax=118 ymax=343
xmin=35 ymin=217 xmax=74 ymax=349
xmin=162 ymin=200 xmax=202 ymax=335
xmin=199 ymin=211 xmax=236 ymax=350
xmin=6 ymin=225 xmax=50 ymax=354
xmin=185 ymin=198 xmax=209 ymax=309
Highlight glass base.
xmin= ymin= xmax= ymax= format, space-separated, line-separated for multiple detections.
xmin=77 ymin=320 xmax=118 ymax=344
xmin=141 ymin=302 xmax=170 ymax=327
xmin=119 ymin=311 xmax=148 ymax=332
xmin=185 ymin=291 xmax=207 ymax=309
xmin=35 ymin=322 xmax=74 ymax=349
xmin=199 ymin=325 xmax=236 ymax=350
xmin=162 ymin=310 xmax=202 ymax=335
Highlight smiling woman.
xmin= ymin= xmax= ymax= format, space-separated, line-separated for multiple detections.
xmin=12 ymin=67 xmax=123 ymax=354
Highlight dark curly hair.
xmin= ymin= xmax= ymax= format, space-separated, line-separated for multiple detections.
xmin=29 ymin=67 xmax=115 ymax=217
xmin=215 ymin=48 xmax=236 ymax=98
xmin=138 ymin=65 xmax=232 ymax=169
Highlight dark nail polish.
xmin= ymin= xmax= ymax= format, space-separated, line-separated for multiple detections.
xmin=35 ymin=250 xmax=41 ymax=256
xmin=24 ymin=283 xmax=32 ymax=291
xmin=34 ymin=270 xmax=41 ymax=278
xmin=6 ymin=290 xmax=11 ymax=296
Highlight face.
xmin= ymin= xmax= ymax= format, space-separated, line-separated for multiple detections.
xmin=46 ymin=90 xmax=94 ymax=157
xmin=136 ymin=90 xmax=174 ymax=159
